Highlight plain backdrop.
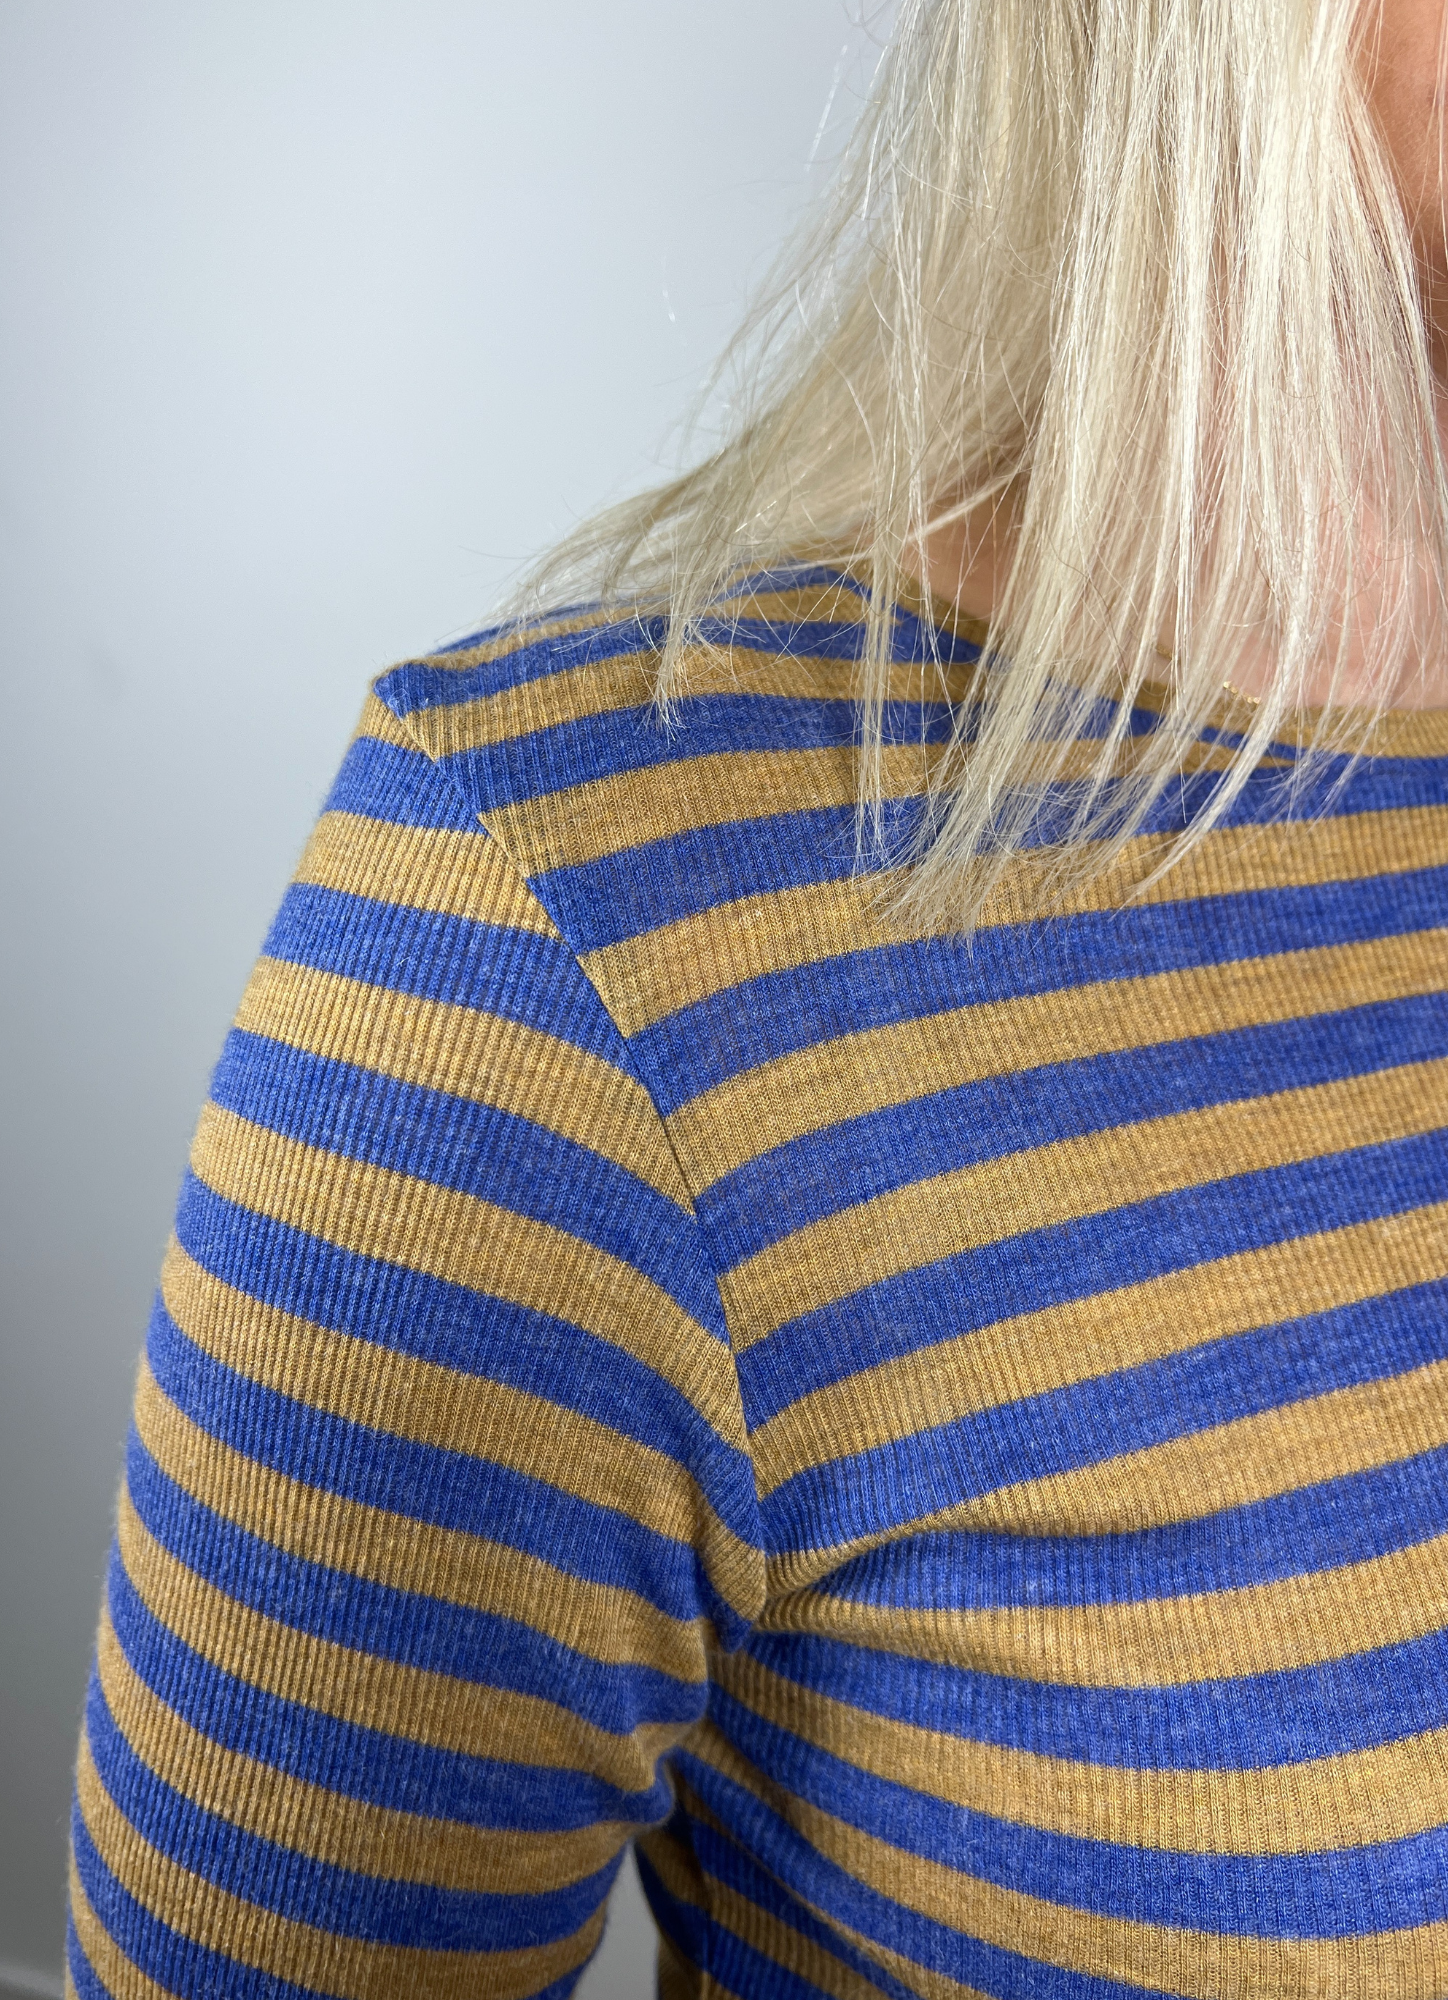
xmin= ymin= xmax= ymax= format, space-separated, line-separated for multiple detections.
xmin=0 ymin=4 xmax=886 ymax=1992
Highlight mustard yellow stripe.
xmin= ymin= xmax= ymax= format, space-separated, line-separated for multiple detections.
xmin=790 ymin=1920 xmax=991 ymax=2000
xmin=160 ymin=1244 xmax=762 ymax=1619
xmin=1251 ymin=700 xmax=1448 ymax=761
xmin=75 ymin=1729 xmax=602 ymax=2000
xmin=705 ymin=1859 xmax=931 ymax=2000
xmin=394 ymin=604 xmax=624 ymax=681
xmin=134 ymin=1355 xmax=707 ymax=1683
xmin=584 ymin=802 xmax=1448 ymax=1035
xmin=633 ymin=1816 xmax=710 ymax=1941
xmin=116 ymin=1486 xmax=678 ymax=1789
xmin=504 ymin=726 xmax=1244 ymax=927
xmin=668 ymin=1766 xmax=1003 ymax=2000
xmin=95 ymin=1603 xmax=621 ymax=1897
xmin=656 ymin=1932 xmax=694 ymax=2000
xmin=816 ymin=1901 xmax=1090 ymax=2000
xmin=593 ymin=870 xmax=912 ymax=1038
xmin=769 ymin=1520 xmax=1448 ymax=1686
xmin=1145 ymin=741 xmax=1296 ymax=775
xmin=68 ymin=1855 xmax=183 ymax=2000
xmin=713 ymin=575 xmax=888 ymax=632
xmin=411 ymin=649 xmax=656 ymax=757
xmin=291 ymin=810 xmax=558 ymax=936
xmin=716 ymin=1646 xmax=1448 ymax=1855
xmin=484 ymin=742 xmax=934 ymax=877
xmin=478 ymin=718 xmax=1268 ymax=888
xmin=188 ymin=1099 xmax=746 ymax=1450
xmin=395 ymin=569 xmax=984 ymax=754
xmin=1049 ymin=650 xmax=1448 ymax=762
xmin=353 ymin=688 xmax=422 ymax=752
xmin=629 ymin=1832 xmax=720 ymax=1993
xmin=686 ymin=1724 xmax=1448 ymax=2000
xmin=668 ymin=922 xmax=1448 ymax=1186
xmin=752 ymin=1201 xmax=1448 ymax=1507
xmin=403 ymin=620 xmax=978 ymax=768
xmin=725 ymin=1054 xmax=1448 ymax=1346
xmin=956 ymin=1352 xmax=1448 ymax=1538
xmin=234 ymin=954 xmax=688 ymax=1202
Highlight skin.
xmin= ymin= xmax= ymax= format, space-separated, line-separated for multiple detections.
xmin=909 ymin=0 xmax=1448 ymax=708
xmin=1370 ymin=0 xmax=1448 ymax=356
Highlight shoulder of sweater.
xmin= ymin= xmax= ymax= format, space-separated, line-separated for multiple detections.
xmin=361 ymin=564 xmax=983 ymax=951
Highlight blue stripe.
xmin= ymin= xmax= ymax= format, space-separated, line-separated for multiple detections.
xmin=820 ymin=1442 xmax=1448 ymax=1607
xmin=169 ymin=1184 xmax=756 ymax=1565
xmin=529 ymin=1974 xmax=592 ymax=2000
xmin=634 ymin=1836 xmax=710 ymax=1985
xmin=640 ymin=1803 xmax=922 ymax=1999
xmin=108 ymin=1551 xmax=670 ymax=1832
xmin=641 ymin=1864 xmax=840 ymax=1998
xmin=539 ymin=800 xmax=914 ymax=952
xmin=531 ymin=1972 xmax=594 ymax=2000
xmin=745 ymin=1622 xmax=1448 ymax=1768
xmin=376 ymin=598 xmax=984 ymax=724
xmin=126 ymin=1432 xmax=704 ymax=1733
xmin=686 ymin=610 xmax=976 ymax=668
xmin=761 ymin=1273 xmax=1448 ymax=1551
xmin=1053 ymin=743 xmax=1448 ymax=832
xmin=171 ymin=1179 xmax=751 ymax=1553
xmin=435 ymin=688 xmax=955 ymax=817
xmin=638 ymin=867 xmax=1448 ymax=1114
xmin=321 ymin=732 xmax=486 ymax=832
xmin=709 ymin=1687 xmax=1448 ymax=1938
xmin=715 ymin=562 xmax=871 ymax=603
xmin=176 ymin=1156 xmax=730 ymax=1489
xmin=441 ymin=675 xmax=1270 ymax=847
xmin=65 ymin=1916 xmax=110 ymax=2000
xmin=537 ymin=757 xmax=1441 ymax=962
xmin=637 ymin=1844 xmax=840 ymax=1997
xmin=536 ymin=761 xmax=1327 ymax=962
xmin=377 ymin=615 xmax=670 ymax=715
xmin=209 ymin=1026 xmax=712 ymax=1320
xmin=85 ymin=1668 xmax=617 ymax=1950
xmin=738 ymin=1126 xmax=1448 ymax=1428
xmin=710 ymin=989 xmax=1448 ymax=1265
xmin=261 ymin=882 xmax=623 ymax=1059
xmin=431 ymin=596 xmax=612 ymax=655
xmin=72 ymin=1802 xmax=339 ymax=2000
xmin=672 ymin=1752 xmax=1170 ymax=2000
xmin=147 ymin=1296 xmax=744 ymax=1628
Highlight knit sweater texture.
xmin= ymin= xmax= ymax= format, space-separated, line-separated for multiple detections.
xmin=65 ymin=566 xmax=1448 ymax=1998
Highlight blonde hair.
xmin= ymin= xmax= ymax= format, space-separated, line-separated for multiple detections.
xmin=521 ymin=0 xmax=1448 ymax=930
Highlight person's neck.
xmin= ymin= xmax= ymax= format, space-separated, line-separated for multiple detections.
xmin=905 ymin=477 xmax=1448 ymax=713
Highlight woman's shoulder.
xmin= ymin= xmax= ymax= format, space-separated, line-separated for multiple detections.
xmin=359 ymin=562 xmax=964 ymax=960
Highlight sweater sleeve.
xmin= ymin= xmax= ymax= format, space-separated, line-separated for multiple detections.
xmin=64 ymin=691 xmax=765 ymax=2000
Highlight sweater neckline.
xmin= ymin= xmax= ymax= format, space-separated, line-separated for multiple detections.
xmin=878 ymin=563 xmax=1448 ymax=761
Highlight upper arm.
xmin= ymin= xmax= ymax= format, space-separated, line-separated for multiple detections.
xmin=67 ymin=692 xmax=763 ymax=2000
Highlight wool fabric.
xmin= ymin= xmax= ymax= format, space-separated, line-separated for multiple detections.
xmin=65 ymin=567 xmax=1448 ymax=1998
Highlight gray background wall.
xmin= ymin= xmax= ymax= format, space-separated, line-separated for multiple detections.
xmin=0 ymin=5 xmax=882 ymax=1992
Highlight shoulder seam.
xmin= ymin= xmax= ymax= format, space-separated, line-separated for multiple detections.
xmin=369 ymin=668 xmax=715 ymax=1231
xmin=371 ymin=663 xmax=759 ymax=1549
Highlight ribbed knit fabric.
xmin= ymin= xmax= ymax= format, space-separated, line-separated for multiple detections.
xmin=65 ymin=565 xmax=1448 ymax=1999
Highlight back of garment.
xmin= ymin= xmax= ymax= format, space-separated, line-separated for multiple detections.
xmin=65 ymin=567 xmax=1448 ymax=1999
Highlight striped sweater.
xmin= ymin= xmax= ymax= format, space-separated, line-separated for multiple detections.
xmin=66 ymin=566 xmax=1448 ymax=1999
